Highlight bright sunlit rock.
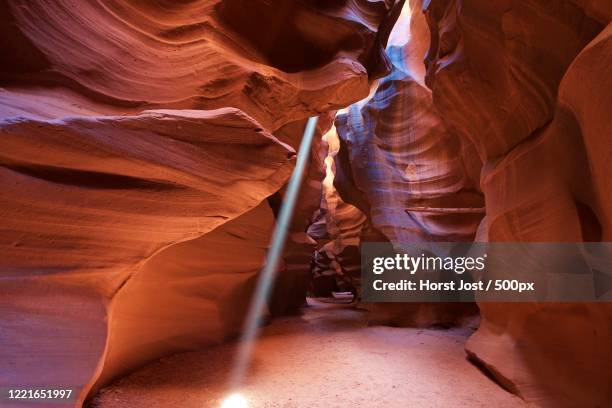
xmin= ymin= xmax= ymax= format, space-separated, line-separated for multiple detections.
xmin=220 ymin=393 xmax=248 ymax=408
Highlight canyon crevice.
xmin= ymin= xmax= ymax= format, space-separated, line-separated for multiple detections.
xmin=0 ymin=0 xmax=404 ymax=404
xmin=1 ymin=0 xmax=611 ymax=407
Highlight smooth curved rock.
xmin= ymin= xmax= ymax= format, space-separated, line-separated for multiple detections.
xmin=1 ymin=0 xmax=406 ymax=130
xmin=422 ymin=0 xmax=603 ymax=161
xmin=333 ymin=34 xmax=483 ymax=324
xmin=308 ymin=125 xmax=368 ymax=295
xmin=466 ymin=23 xmax=612 ymax=407
xmin=93 ymin=200 xmax=276 ymax=392
xmin=335 ymin=46 xmax=483 ymax=244
xmin=268 ymin=115 xmax=334 ymax=316
xmin=1 ymin=1 xmax=406 ymax=404
xmin=0 ymin=108 xmax=293 ymax=404
xmin=421 ymin=0 xmax=612 ymax=405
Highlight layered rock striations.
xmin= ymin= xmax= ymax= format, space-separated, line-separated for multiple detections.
xmin=334 ymin=45 xmax=483 ymax=245
xmin=0 ymin=0 xmax=407 ymax=130
xmin=422 ymin=0 xmax=611 ymax=405
xmin=4 ymin=0 xmax=610 ymax=406
xmin=333 ymin=3 xmax=483 ymax=323
xmin=0 ymin=0 xmax=405 ymax=405
xmin=0 ymin=108 xmax=294 ymax=403
xmin=92 ymin=200 xmax=277 ymax=391
xmin=268 ymin=115 xmax=335 ymax=315
xmin=335 ymin=0 xmax=611 ymax=404
xmin=309 ymin=126 xmax=368 ymax=295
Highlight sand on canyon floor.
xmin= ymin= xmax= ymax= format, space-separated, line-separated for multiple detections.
xmin=90 ymin=299 xmax=524 ymax=408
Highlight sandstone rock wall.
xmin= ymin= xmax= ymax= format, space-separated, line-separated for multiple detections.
xmin=332 ymin=0 xmax=611 ymax=403
xmin=0 ymin=108 xmax=294 ymax=404
xmin=307 ymin=125 xmax=368 ymax=296
xmin=333 ymin=2 xmax=483 ymax=324
xmin=421 ymin=0 xmax=612 ymax=405
xmin=93 ymin=200 xmax=276 ymax=391
xmin=0 ymin=0 xmax=404 ymax=404
xmin=268 ymin=115 xmax=334 ymax=315
xmin=334 ymin=46 xmax=484 ymax=245
xmin=332 ymin=0 xmax=611 ymax=404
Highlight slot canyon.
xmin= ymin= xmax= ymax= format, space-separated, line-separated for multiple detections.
xmin=0 ymin=0 xmax=611 ymax=407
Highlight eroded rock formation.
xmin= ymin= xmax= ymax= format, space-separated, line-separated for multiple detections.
xmin=308 ymin=126 xmax=368 ymax=295
xmin=333 ymin=0 xmax=611 ymax=405
xmin=0 ymin=108 xmax=294 ymax=402
xmin=268 ymin=114 xmax=334 ymax=316
xmin=3 ymin=0 xmax=611 ymax=406
xmin=334 ymin=45 xmax=483 ymax=244
xmin=333 ymin=4 xmax=483 ymax=324
xmin=421 ymin=0 xmax=612 ymax=405
xmin=0 ymin=0 xmax=391 ymax=129
xmin=0 ymin=0 xmax=404 ymax=404
xmin=93 ymin=200 xmax=276 ymax=391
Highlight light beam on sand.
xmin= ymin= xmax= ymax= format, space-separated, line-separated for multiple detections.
xmin=222 ymin=117 xmax=319 ymax=404
xmin=220 ymin=393 xmax=248 ymax=408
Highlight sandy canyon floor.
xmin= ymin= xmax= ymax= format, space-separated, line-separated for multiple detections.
xmin=91 ymin=300 xmax=524 ymax=408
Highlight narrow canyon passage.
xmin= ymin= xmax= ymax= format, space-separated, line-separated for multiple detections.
xmin=2 ymin=0 xmax=611 ymax=407
xmin=91 ymin=299 xmax=523 ymax=408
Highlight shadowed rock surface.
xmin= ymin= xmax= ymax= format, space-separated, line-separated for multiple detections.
xmin=332 ymin=0 xmax=612 ymax=404
xmin=309 ymin=125 xmax=368 ymax=296
xmin=0 ymin=108 xmax=294 ymax=404
xmin=268 ymin=115 xmax=335 ymax=316
xmin=421 ymin=0 xmax=612 ymax=405
xmin=2 ymin=0 xmax=611 ymax=407
xmin=0 ymin=1 xmax=404 ymax=405
xmin=334 ymin=9 xmax=483 ymax=326
xmin=0 ymin=0 xmax=405 ymax=129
